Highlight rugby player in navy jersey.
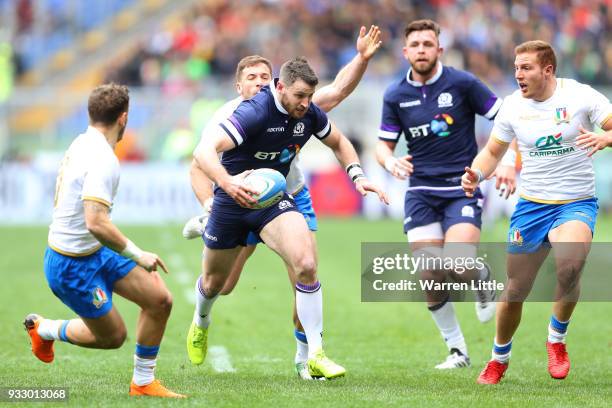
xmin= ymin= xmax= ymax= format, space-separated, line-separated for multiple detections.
xmin=184 ymin=26 xmax=382 ymax=379
xmin=375 ymin=19 xmax=517 ymax=369
xmin=190 ymin=57 xmax=388 ymax=379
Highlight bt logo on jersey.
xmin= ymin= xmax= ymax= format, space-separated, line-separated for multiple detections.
xmin=254 ymin=144 xmax=301 ymax=162
xmin=407 ymin=114 xmax=455 ymax=138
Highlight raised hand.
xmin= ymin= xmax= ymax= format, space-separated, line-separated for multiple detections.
xmin=356 ymin=25 xmax=382 ymax=61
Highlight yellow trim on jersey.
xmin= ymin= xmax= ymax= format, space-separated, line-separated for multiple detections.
xmin=49 ymin=243 xmax=102 ymax=257
xmin=520 ymin=194 xmax=593 ymax=205
xmin=600 ymin=113 xmax=612 ymax=129
xmin=491 ymin=135 xmax=510 ymax=145
xmin=82 ymin=196 xmax=111 ymax=207
xmin=290 ymin=184 xmax=305 ymax=196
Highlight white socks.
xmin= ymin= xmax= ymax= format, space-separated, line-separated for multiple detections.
xmin=132 ymin=355 xmax=156 ymax=386
xmin=194 ymin=276 xmax=218 ymax=328
xmin=295 ymin=337 xmax=309 ymax=364
xmin=492 ymin=338 xmax=512 ymax=363
xmin=428 ymin=299 xmax=467 ymax=356
xmin=295 ymin=281 xmax=323 ymax=358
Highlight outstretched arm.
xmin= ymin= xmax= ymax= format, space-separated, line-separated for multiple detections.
xmin=313 ymin=25 xmax=382 ymax=112
xmin=462 ymin=136 xmax=510 ymax=197
xmin=84 ymin=200 xmax=168 ymax=273
xmin=322 ymin=122 xmax=389 ymax=204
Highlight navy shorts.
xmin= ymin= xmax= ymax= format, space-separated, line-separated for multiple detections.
xmin=204 ymin=192 xmax=299 ymax=249
xmin=403 ymin=188 xmax=483 ymax=234
xmin=246 ymin=185 xmax=317 ymax=245
xmin=44 ymin=246 xmax=136 ymax=318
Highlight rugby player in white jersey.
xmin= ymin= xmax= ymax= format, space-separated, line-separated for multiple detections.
xmin=24 ymin=84 xmax=185 ymax=398
xmin=183 ymin=26 xmax=382 ymax=379
xmin=462 ymin=40 xmax=612 ymax=384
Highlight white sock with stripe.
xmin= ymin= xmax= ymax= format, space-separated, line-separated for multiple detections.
xmin=428 ymin=298 xmax=468 ymax=356
xmin=295 ymin=281 xmax=323 ymax=358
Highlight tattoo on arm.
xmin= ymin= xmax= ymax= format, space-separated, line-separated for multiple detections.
xmin=83 ymin=200 xmax=110 ymax=216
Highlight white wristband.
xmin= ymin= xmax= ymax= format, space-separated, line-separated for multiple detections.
xmin=120 ymin=239 xmax=143 ymax=261
xmin=384 ymin=156 xmax=397 ymax=173
xmin=346 ymin=162 xmax=366 ymax=183
xmin=474 ymin=168 xmax=485 ymax=184
xmin=500 ymin=149 xmax=517 ymax=167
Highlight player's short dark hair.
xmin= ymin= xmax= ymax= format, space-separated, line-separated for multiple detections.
xmin=87 ymin=83 xmax=129 ymax=125
xmin=515 ymin=40 xmax=557 ymax=73
xmin=235 ymin=55 xmax=273 ymax=82
xmin=404 ymin=19 xmax=441 ymax=40
xmin=279 ymin=57 xmax=318 ymax=87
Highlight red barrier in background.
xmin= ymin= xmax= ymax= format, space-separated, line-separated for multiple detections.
xmin=309 ymin=167 xmax=361 ymax=216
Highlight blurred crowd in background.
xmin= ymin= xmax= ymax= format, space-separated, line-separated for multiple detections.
xmin=99 ymin=0 xmax=609 ymax=88
xmin=2 ymin=0 xmax=609 ymax=94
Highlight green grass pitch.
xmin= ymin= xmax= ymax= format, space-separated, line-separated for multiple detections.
xmin=0 ymin=217 xmax=611 ymax=407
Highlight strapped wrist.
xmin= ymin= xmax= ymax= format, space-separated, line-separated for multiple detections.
xmin=474 ymin=168 xmax=485 ymax=184
xmin=120 ymin=239 xmax=143 ymax=261
xmin=346 ymin=162 xmax=366 ymax=183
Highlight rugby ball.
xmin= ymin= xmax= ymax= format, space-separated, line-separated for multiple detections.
xmin=242 ymin=168 xmax=286 ymax=209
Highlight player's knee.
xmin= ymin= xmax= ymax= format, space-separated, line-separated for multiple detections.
xmin=219 ymin=281 xmax=236 ymax=296
xmin=101 ymin=328 xmax=127 ymax=349
xmin=556 ymin=261 xmax=583 ymax=292
xmin=151 ymin=290 xmax=173 ymax=317
xmin=294 ymin=256 xmax=317 ymax=282
xmin=420 ymin=268 xmax=445 ymax=282
xmin=504 ymin=279 xmax=531 ymax=302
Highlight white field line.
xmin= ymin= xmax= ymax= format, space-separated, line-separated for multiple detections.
xmin=161 ymin=232 xmax=234 ymax=374
xmin=209 ymin=346 xmax=236 ymax=373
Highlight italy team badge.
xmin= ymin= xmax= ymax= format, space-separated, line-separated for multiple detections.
xmin=554 ymin=107 xmax=570 ymax=124
xmin=92 ymin=287 xmax=108 ymax=309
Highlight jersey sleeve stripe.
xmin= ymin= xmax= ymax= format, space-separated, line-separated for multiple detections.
xmin=491 ymin=135 xmax=510 ymax=145
xmin=483 ymin=97 xmax=502 ymax=119
xmin=381 ymin=123 xmax=401 ymax=132
xmin=82 ymin=196 xmax=111 ymax=207
xmin=599 ymin=113 xmax=612 ymax=128
xmin=220 ymin=119 xmax=243 ymax=146
xmin=378 ymin=129 xmax=400 ymax=141
xmin=315 ymin=121 xmax=331 ymax=139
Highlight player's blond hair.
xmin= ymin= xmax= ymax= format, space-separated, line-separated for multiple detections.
xmin=235 ymin=55 xmax=273 ymax=83
xmin=515 ymin=40 xmax=557 ymax=73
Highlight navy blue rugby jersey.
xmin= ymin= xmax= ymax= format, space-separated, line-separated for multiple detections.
xmin=219 ymin=79 xmax=331 ymax=178
xmin=378 ymin=62 xmax=501 ymax=189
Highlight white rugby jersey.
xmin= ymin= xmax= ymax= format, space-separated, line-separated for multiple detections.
xmin=195 ymin=96 xmax=305 ymax=194
xmin=48 ymin=126 xmax=120 ymax=255
xmin=492 ymin=78 xmax=611 ymax=203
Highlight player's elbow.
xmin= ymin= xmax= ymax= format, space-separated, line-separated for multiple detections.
xmin=85 ymin=214 xmax=106 ymax=237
